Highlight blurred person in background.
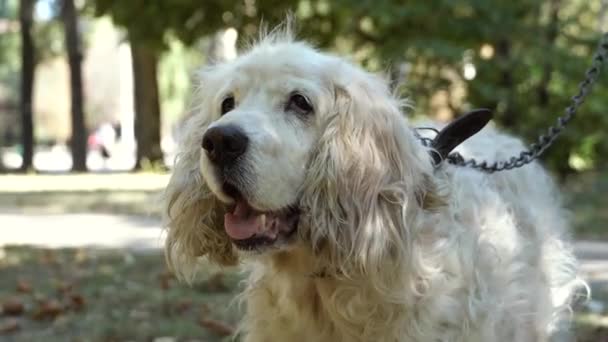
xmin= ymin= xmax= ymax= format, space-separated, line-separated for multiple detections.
xmin=88 ymin=121 xmax=120 ymax=169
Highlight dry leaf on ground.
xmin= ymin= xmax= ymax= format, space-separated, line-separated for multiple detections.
xmin=204 ymin=273 xmax=228 ymax=292
xmin=32 ymin=299 xmax=64 ymax=320
xmin=198 ymin=318 xmax=234 ymax=337
xmin=2 ymin=298 xmax=25 ymax=316
xmin=68 ymin=294 xmax=85 ymax=311
xmin=16 ymin=280 xmax=32 ymax=294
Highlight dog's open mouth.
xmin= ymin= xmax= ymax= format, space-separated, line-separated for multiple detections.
xmin=222 ymin=184 xmax=299 ymax=250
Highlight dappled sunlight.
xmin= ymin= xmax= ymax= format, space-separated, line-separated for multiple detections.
xmin=0 ymin=212 xmax=165 ymax=250
xmin=0 ymin=173 xmax=169 ymax=193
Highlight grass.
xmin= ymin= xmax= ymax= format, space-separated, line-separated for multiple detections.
xmin=0 ymin=246 xmax=605 ymax=341
xmin=0 ymin=246 xmax=242 ymax=342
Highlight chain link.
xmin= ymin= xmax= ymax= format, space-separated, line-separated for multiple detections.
xmin=428 ymin=32 xmax=608 ymax=173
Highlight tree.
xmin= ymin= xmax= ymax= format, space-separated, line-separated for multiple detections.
xmin=18 ymin=0 xmax=36 ymax=172
xmin=292 ymin=0 xmax=606 ymax=175
xmin=61 ymin=0 xmax=87 ymax=172
xmin=90 ymin=0 xmax=292 ymax=169
xmin=130 ymin=39 xmax=162 ymax=168
xmin=90 ymin=0 xmax=607 ymax=175
xmin=89 ymin=1 xmax=181 ymax=169
xmin=90 ymin=1 xmax=169 ymax=169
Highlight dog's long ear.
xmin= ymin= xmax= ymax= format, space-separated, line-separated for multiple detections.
xmin=301 ymin=66 xmax=439 ymax=280
xmin=162 ymin=86 xmax=238 ymax=282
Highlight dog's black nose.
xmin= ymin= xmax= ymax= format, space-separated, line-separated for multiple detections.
xmin=202 ymin=125 xmax=249 ymax=166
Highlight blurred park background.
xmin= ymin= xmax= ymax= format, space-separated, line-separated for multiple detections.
xmin=0 ymin=0 xmax=607 ymax=341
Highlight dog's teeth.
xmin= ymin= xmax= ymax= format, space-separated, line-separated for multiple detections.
xmin=259 ymin=214 xmax=266 ymax=228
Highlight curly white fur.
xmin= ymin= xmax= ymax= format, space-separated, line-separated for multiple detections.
xmin=163 ymin=25 xmax=586 ymax=342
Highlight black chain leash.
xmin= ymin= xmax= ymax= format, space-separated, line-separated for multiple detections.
xmin=421 ymin=32 xmax=608 ymax=173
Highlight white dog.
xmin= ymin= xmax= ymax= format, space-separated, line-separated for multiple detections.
xmin=162 ymin=26 xmax=585 ymax=342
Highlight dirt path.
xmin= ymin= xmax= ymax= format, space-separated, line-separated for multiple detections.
xmin=0 ymin=210 xmax=164 ymax=250
xmin=1 ymin=210 xmax=606 ymax=286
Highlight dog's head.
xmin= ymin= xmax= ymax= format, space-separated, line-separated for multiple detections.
xmin=163 ymin=28 xmax=439 ymax=280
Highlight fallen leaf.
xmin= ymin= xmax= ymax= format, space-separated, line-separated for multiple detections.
xmin=0 ymin=319 xmax=19 ymax=334
xmin=158 ymin=272 xmax=174 ymax=291
xmin=204 ymin=273 xmax=228 ymax=292
xmin=32 ymin=299 xmax=63 ymax=320
xmin=174 ymin=299 xmax=192 ymax=314
xmin=68 ymin=294 xmax=85 ymax=311
xmin=2 ymin=298 xmax=24 ymax=316
xmin=16 ymin=280 xmax=32 ymax=294
xmin=198 ymin=318 xmax=234 ymax=337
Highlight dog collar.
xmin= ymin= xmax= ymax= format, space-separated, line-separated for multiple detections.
xmin=419 ymin=109 xmax=493 ymax=167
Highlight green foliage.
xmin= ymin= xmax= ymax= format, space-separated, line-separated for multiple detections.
xmin=89 ymin=0 xmax=292 ymax=51
xmin=85 ymin=0 xmax=608 ymax=175
xmin=293 ymin=0 xmax=608 ymax=175
xmin=34 ymin=24 xmax=65 ymax=62
xmin=158 ymin=39 xmax=204 ymax=125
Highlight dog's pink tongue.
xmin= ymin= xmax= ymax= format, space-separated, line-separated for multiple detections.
xmin=224 ymin=201 xmax=261 ymax=240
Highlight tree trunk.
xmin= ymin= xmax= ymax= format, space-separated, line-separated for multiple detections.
xmin=130 ymin=39 xmax=163 ymax=170
xmin=19 ymin=0 xmax=36 ymax=172
xmin=62 ymin=0 xmax=87 ymax=172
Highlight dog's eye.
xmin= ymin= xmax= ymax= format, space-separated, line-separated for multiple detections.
xmin=221 ymin=96 xmax=235 ymax=115
xmin=286 ymin=93 xmax=313 ymax=115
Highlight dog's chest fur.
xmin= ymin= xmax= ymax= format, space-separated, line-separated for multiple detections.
xmin=243 ymin=268 xmax=380 ymax=341
xmin=238 ymin=227 xmax=547 ymax=342
xmin=241 ymin=247 xmax=432 ymax=342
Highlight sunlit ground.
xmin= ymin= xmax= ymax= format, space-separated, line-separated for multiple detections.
xmin=0 ymin=212 xmax=163 ymax=250
xmin=0 ymin=173 xmax=168 ymax=217
xmin=0 ymin=172 xmax=169 ymax=193
xmin=1 ymin=145 xmax=176 ymax=173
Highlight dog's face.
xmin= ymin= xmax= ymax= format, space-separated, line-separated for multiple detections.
xmin=164 ymin=33 xmax=435 ymax=276
xmin=199 ymin=42 xmax=331 ymax=252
